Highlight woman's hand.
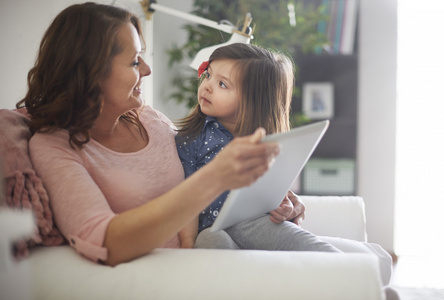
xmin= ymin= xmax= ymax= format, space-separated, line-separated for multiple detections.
xmin=209 ymin=128 xmax=280 ymax=192
xmin=269 ymin=190 xmax=305 ymax=226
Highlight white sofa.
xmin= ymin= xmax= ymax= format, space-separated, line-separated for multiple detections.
xmin=1 ymin=195 xmax=386 ymax=300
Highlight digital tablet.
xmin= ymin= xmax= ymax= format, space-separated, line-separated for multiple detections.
xmin=210 ymin=120 xmax=329 ymax=232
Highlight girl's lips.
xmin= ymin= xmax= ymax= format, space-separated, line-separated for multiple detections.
xmin=201 ymin=97 xmax=211 ymax=104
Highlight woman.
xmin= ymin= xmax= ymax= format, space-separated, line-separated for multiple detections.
xmin=17 ymin=2 xmax=287 ymax=266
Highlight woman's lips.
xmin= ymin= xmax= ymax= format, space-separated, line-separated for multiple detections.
xmin=133 ymin=86 xmax=142 ymax=95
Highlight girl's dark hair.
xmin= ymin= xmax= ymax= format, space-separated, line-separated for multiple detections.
xmin=16 ymin=2 xmax=144 ymax=149
xmin=176 ymin=43 xmax=294 ymax=138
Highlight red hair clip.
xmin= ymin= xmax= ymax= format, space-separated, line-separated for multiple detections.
xmin=198 ymin=61 xmax=209 ymax=78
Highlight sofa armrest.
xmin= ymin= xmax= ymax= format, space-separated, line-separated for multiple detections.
xmin=299 ymin=195 xmax=367 ymax=242
xmin=28 ymin=246 xmax=384 ymax=300
xmin=0 ymin=209 xmax=34 ymax=300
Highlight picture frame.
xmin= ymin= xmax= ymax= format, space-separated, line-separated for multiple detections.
xmin=302 ymin=82 xmax=335 ymax=120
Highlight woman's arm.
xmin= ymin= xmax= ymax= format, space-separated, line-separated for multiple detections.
xmin=103 ymin=128 xmax=279 ymax=266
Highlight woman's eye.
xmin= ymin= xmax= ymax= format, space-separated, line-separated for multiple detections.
xmin=219 ymin=81 xmax=227 ymax=88
xmin=132 ymin=61 xmax=140 ymax=67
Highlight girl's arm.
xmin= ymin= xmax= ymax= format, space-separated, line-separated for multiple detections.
xmin=178 ymin=218 xmax=199 ymax=248
xmin=175 ymin=131 xmax=200 ymax=249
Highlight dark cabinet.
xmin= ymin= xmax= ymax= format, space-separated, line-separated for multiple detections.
xmin=293 ymin=54 xmax=358 ymax=159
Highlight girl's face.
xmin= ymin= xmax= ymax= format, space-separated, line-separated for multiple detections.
xmin=198 ymin=59 xmax=241 ymax=132
xmin=100 ymin=22 xmax=151 ymax=117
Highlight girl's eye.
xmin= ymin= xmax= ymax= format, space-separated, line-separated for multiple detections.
xmin=132 ymin=61 xmax=140 ymax=67
xmin=219 ymin=81 xmax=227 ymax=89
xmin=203 ymin=70 xmax=210 ymax=79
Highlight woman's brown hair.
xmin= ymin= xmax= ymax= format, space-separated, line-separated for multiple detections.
xmin=176 ymin=43 xmax=294 ymax=139
xmin=16 ymin=2 xmax=144 ymax=149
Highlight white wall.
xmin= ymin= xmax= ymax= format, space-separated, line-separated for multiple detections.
xmin=151 ymin=0 xmax=192 ymax=121
xmin=358 ymin=0 xmax=397 ymax=253
xmin=0 ymin=0 xmax=182 ymax=111
xmin=0 ymin=0 xmax=398 ymax=253
xmin=0 ymin=0 xmax=87 ymax=109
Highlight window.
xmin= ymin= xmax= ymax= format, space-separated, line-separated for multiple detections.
xmin=396 ymin=0 xmax=444 ymax=256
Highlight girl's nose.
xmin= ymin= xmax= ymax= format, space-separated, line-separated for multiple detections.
xmin=139 ymin=57 xmax=151 ymax=77
xmin=201 ymin=79 xmax=212 ymax=93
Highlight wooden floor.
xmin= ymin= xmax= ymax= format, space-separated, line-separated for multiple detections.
xmin=392 ymin=255 xmax=444 ymax=289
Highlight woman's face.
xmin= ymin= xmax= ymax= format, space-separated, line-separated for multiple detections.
xmin=100 ymin=22 xmax=151 ymax=117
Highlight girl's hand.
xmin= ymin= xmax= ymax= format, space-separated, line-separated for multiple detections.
xmin=209 ymin=128 xmax=280 ymax=192
xmin=269 ymin=190 xmax=305 ymax=225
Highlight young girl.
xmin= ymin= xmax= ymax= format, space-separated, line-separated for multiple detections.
xmin=175 ymin=43 xmax=339 ymax=252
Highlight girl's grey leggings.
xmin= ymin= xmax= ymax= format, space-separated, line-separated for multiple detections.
xmin=195 ymin=215 xmax=392 ymax=286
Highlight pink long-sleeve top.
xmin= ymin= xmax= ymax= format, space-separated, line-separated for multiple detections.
xmin=29 ymin=106 xmax=184 ymax=262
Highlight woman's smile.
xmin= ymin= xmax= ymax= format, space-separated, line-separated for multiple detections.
xmin=133 ymin=84 xmax=142 ymax=96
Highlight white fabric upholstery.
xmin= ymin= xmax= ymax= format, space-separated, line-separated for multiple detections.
xmin=301 ymin=195 xmax=367 ymax=242
xmin=2 ymin=196 xmax=386 ymax=300
xmin=28 ymin=247 xmax=384 ymax=300
xmin=0 ymin=209 xmax=34 ymax=300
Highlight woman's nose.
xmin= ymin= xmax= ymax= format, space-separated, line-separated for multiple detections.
xmin=139 ymin=57 xmax=151 ymax=77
